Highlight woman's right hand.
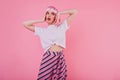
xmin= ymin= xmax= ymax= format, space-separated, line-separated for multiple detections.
xmin=40 ymin=14 xmax=46 ymax=22
xmin=23 ymin=15 xmax=46 ymax=32
xmin=55 ymin=12 xmax=61 ymax=25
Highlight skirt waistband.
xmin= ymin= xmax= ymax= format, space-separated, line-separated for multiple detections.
xmin=45 ymin=49 xmax=64 ymax=53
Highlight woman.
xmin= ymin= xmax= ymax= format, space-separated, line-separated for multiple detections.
xmin=23 ymin=6 xmax=77 ymax=80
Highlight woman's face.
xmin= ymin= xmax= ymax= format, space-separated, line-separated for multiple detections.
xmin=45 ymin=10 xmax=57 ymax=25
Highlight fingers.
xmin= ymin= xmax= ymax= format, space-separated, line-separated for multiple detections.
xmin=41 ymin=12 xmax=46 ymax=22
xmin=43 ymin=14 xmax=46 ymax=21
xmin=55 ymin=13 xmax=61 ymax=25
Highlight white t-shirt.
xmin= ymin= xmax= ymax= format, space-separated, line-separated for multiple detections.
xmin=34 ymin=19 xmax=69 ymax=52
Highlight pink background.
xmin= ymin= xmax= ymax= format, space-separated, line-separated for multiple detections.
xmin=0 ymin=0 xmax=120 ymax=80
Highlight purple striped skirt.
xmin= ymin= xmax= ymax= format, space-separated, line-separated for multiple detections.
xmin=37 ymin=50 xmax=67 ymax=80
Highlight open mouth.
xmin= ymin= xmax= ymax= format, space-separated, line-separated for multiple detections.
xmin=47 ymin=18 xmax=51 ymax=21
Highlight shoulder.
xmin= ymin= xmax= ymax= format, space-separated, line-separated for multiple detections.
xmin=58 ymin=19 xmax=70 ymax=31
xmin=35 ymin=26 xmax=47 ymax=31
xmin=34 ymin=26 xmax=46 ymax=36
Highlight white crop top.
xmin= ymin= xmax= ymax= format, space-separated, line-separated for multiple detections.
xmin=34 ymin=19 xmax=69 ymax=52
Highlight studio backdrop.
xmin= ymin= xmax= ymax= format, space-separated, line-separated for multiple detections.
xmin=0 ymin=0 xmax=120 ymax=80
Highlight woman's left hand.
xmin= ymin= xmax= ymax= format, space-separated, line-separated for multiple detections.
xmin=55 ymin=12 xmax=61 ymax=25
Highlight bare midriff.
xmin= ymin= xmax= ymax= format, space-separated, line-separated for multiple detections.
xmin=48 ymin=44 xmax=64 ymax=52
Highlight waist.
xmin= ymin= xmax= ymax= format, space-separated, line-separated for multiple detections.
xmin=48 ymin=44 xmax=64 ymax=52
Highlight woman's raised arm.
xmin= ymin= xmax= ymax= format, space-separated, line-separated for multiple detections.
xmin=23 ymin=16 xmax=45 ymax=32
xmin=58 ymin=9 xmax=78 ymax=26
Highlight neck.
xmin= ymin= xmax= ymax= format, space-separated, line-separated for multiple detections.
xmin=48 ymin=22 xmax=55 ymax=26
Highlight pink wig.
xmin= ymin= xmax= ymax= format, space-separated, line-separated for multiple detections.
xmin=45 ymin=6 xmax=58 ymax=14
xmin=45 ymin=6 xmax=59 ymax=23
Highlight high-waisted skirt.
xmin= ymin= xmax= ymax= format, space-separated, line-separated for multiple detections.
xmin=37 ymin=50 xmax=67 ymax=80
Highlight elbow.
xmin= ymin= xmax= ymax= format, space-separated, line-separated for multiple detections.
xmin=22 ymin=22 xmax=28 ymax=27
xmin=23 ymin=22 xmax=26 ymax=25
xmin=69 ymin=9 xmax=78 ymax=15
xmin=73 ymin=9 xmax=78 ymax=15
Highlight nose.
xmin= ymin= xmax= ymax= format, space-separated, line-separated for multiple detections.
xmin=46 ymin=14 xmax=50 ymax=18
xmin=48 ymin=15 xmax=51 ymax=17
xmin=48 ymin=14 xmax=52 ymax=17
xmin=48 ymin=13 xmax=52 ymax=16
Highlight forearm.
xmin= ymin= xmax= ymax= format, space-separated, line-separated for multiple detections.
xmin=59 ymin=9 xmax=78 ymax=15
xmin=23 ymin=19 xmax=44 ymax=26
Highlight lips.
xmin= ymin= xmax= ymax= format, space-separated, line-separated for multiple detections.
xmin=47 ymin=18 xmax=51 ymax=21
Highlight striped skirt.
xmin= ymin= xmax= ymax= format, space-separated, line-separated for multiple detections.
xmin=37 ymin=50 xmax=67 ymax=80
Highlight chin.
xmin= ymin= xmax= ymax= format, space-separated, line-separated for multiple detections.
xmin=46 ymin=22 xmax=52 ymax=24
xmin=46 ymin=21 xmax=54 ymax=24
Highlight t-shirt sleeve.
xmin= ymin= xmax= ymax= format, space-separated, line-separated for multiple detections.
xmin=59 ymin=19 xmax=70 ymax=31
xmin=34 ymin=26 xmax=42 ymax=36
